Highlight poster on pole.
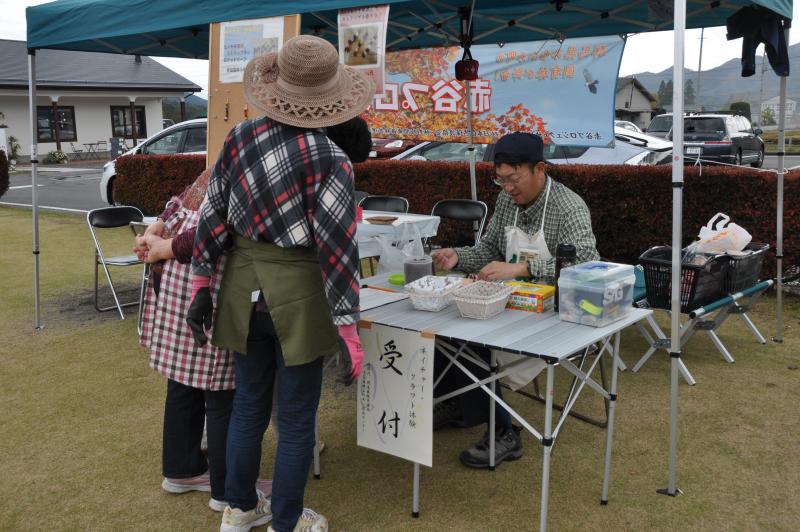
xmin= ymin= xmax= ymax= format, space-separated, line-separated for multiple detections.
xmin=364 ymin=35 xmax=625 ymax=146
xmin=219 ymin=17 xmax=284 ymax=83
xmin=338 ymin=5 xmax=390 ymax=95
xmin=357 ymin=323 xmax=434 ymax=467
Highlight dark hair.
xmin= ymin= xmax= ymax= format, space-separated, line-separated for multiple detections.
xmin=327 ymin=116 xmax=372 ymax=163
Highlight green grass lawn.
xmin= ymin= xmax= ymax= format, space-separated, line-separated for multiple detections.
xmin=760 ymin=130 xmax=800 ymax=154
xmin=1 ymin=207 xmax=799 ymax=531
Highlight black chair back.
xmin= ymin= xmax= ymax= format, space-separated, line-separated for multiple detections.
xmin=360 ymin=195 xmax=409 ymax=213
xmin=431 ymin=199 xmax=489 ymax=245
xmin=354 ymin=190 xmax=369 ymax=206
xmin=88 ymin=206 xmax=144 ymax=229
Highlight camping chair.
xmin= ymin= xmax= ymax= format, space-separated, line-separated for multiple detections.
xmin=632 ymin=245 xmax=773 ymax=385
xmin=430 ymin=199 xmax=488 ymax=246
xmin=69 ymin=142 xmax=85 ymax=160
xmin=86 ymin=206 xmax=145 ymax=320
xmin=360 ymin=195 xmax=409 ymax=213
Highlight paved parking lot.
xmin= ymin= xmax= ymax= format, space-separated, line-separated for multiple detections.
xmin=1 ymin=166 xmax=107 ymax=213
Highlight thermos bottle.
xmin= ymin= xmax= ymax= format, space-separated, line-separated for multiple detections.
xmin=554 ymin=243 xmax=576 ymax=312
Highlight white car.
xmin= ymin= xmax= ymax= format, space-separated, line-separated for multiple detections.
xmin=392 ymin=126 xmax=672 ymax=166
xmin=100 ymin=118 xmax=207 ymax=204
xmin=614 ymin=120 xmax=643 ymax=133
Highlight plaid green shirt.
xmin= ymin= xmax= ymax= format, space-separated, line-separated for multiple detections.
xmin=455 ymin=176 xmax=599 ymax=283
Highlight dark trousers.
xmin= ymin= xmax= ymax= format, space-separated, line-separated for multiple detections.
xmin=434 ymin=345 xmax=512 ymax=431
xmin=226 ymin=310 xmax=323 ymax=532
xmin=162 ymin=378 xmax=235 ymax=501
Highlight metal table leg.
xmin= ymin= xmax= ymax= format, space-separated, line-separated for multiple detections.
xmin=601 ymin=331 xmax=621 ymax=504
xmin=539 ymin=362 xmax=555 ymax=532
xmin=412 ymin=462 xmax=420 ymax=518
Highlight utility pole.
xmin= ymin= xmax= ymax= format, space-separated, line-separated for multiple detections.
xmin=696 ymin=28 xmax=705 ymax=111
xmin=758 ymin=52 xmax=766 ymax=124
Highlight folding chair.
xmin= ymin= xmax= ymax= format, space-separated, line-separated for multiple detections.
xmin=69 ymin=142 xmax=85 ymax=161
xmin=430 ymin=199 xmax=488 ymax=246
xmin=86 ymin=206 xmax=145 ymax=319
xmin=360 ymin=195 xmax=409 ymax=213
xmin=354 ymin=190 xmax=369 ymax=206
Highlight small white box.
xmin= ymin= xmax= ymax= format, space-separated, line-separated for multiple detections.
xmin=558 ymin=261 xmax=635 ymax=327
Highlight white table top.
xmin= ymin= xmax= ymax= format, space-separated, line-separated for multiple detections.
xmin=357 ymin=210 xmax=440 ymax=259
xmin=360 ymin=273 xmax=651 ymax=363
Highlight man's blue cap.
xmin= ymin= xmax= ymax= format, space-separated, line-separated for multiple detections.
xmin=493 ymin=132 xmax=545 ymax=165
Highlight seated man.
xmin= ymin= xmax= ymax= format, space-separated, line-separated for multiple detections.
xmin=431 ymin=131 xmax=599 ymax=468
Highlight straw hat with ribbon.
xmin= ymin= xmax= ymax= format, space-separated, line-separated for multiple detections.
xmin=243 ymin=35 xmax=375 ymax=129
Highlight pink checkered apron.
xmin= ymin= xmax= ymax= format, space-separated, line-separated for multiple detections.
xmin=140 ymin=207 xmax=234 ymax=390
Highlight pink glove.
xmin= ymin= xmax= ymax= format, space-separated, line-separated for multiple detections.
xmin=191 ymin=276 xmax=210 ymax=302
xmin=338 ymin=324 xmax=364 ymax=384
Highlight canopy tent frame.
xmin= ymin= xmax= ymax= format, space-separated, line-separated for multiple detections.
xmin=24 ymin=0 xmax=793 ymax=527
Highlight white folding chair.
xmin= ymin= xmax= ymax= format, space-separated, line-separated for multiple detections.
xmin=86 ymin=206 xmax=145 ymax=319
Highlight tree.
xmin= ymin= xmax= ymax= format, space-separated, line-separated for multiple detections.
xmin=657 ymin=80 xmax=667 ymax=106
xmin=663 ymin=80 xmax=674 ymax=106
xmin=729 ymin=101 xmax=751 ymax=120
xmin=761 ymin=106 xmax=776 ymax=126
xmin=684 ymin=79 xmax=696 ymax=105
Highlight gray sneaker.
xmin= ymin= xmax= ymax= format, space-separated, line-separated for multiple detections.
xmin=459 ymin=426 xmax=523 ymax=469
xmin=433 ymin=398 xmax=465 ymax=430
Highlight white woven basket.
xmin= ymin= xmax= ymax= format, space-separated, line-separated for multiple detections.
xmin=405 ymin=276 xmax=463 ymax=312
xmin=453 ymin=281 xmax=514 ymax=320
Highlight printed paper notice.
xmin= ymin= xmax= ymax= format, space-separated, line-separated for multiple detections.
xmin=219 ymin=17 xmax=284 ymax=83
xmin=357 ymin=324 xmax=433 ymax=467
xmin=338 ymin=5 xmax=389 ymax=95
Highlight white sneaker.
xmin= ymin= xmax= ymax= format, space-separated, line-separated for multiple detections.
xmin=161 ymin=473 xmax=211 ymax=494
xmin=267 ymin=507 xmax=328 ymax=532
xmin=210 ymin=489 xmax=269 ymax=513
xmin=219 ymin=495 xmax=272 ymax=531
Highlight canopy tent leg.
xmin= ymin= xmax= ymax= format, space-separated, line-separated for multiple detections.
xmin=28 ymin=49 xmax=43 ymax=331
xmin=466 ymin=82 xmax=478 ymax=202
xmin=658 ymin=0 xmax=686 ymax=499
xmin=773 ymin=27 xmax=789 ymax=343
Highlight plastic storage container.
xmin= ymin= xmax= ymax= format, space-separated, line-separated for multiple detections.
xmin=558 ymin=261 xmax=636 ymax=327
xmin=639 ymin=246 xmax=729 ymax=313
xmin=405 ymin=275 xmax=463 ymax=312
xmin=453 ymin=281 xmax=514 ymax=320
xmin=725 ymin=242 xmax=769 ymax=293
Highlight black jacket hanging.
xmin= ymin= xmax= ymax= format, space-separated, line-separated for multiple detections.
xmin=726 ymin=6 xmax=790 ymax=77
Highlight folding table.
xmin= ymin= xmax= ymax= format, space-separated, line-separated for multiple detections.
xmin=357 ymin=210 xmax=440 ymax=260
xmin=359 ymin=281 xmax=651 ymax=532
xmin=633 ymin=280 xmax=773 ymax=385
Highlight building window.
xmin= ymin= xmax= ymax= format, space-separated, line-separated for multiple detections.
xmin=110 ymin=106 xmax=147 ymax=139
xmin=36 ymin=106 xmax=77 ymax=143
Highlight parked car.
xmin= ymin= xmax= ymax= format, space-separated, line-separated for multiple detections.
xmin=644 ymin=113 xmax=672 ymax=139
xmin=369 ymin=138 xmax=419 ymax=159
xmin=614 ymin=120 xmax=642 ymax=133
xmin=391 ymin=126 xmax=673 ymax=166
xmin=100 ymin=118 xmax=207 ymax=204
xmin=677 ymin=114 xmax=764 ymax=167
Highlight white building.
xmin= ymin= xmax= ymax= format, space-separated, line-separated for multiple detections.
xmin=0 ymin=39 xmax=200 ymax=162
xmin=760 ymin=95 xmax=796 ymax=122
xmin=614 ymin=77 xmax=657 ymax=130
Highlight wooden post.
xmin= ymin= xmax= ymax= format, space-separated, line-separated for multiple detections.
xmin=51 ymin=100 xmax=62 ymax=152
xmin=129 ymin=100 xmax=138 ymax=146
xmin=180 ymin=97 xmax=187 ymax=122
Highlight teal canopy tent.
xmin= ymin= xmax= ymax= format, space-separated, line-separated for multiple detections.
xmin=25 ymin=1 xmax=794 ymax=528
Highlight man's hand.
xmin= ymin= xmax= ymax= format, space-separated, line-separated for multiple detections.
xmin=477 ymin=261 xmax=529 ymax=281
xmin=144 ymin=219 xmax=165 ymax=238
xmin=186 ymin=286 xmax=213 ymax=346
xmin=337 ymin=324 xmax=364 ymax=386
xmin=431 ymin=248 xmax=458 ymax=271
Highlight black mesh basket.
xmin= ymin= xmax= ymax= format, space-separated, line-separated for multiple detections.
xmin=725 ymin=242 xmax=769 ymax=293
xmin=639 ymin=246 xmax=730 ymax=313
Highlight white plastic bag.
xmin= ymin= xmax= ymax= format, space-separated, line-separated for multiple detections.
xmin=376 ymin=229 xmax=425 ymax=274
xmin=687 ymin=212 xmax=751 ymax=255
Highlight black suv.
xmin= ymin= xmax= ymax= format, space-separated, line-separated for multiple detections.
xmin=658 ymin=113 xmax=764 ymax=168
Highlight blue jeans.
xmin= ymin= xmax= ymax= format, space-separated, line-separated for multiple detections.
xmin=225 ymin=310 xmax=323 ymax=532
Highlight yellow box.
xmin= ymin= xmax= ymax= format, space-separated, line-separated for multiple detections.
xmin=504 ymin=282 xmax=555 ymax=313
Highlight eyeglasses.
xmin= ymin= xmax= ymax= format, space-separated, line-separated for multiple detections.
xmin=492 ymin=173 xmax=523 ymax=187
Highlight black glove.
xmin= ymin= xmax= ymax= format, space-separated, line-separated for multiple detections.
xmin=186 ymin=287 xmax=213 ymax=347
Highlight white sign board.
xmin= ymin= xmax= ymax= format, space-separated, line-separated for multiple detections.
xmin=338 ymin=4 xmax=389 ymax=95
xmin=357 ymin=323 xmax=434 ymax=467
xmin=219 ymin=17 xmax=284 ymax=83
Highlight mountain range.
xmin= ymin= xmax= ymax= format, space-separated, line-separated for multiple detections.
xmin=626 ymin=43 xmax=800 ymax=114
xmin=162 ymin=94 xmax=207 ymax=123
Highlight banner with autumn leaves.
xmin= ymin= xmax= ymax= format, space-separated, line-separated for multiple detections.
xmin=363 ymin=35 xmax=625 ymax=147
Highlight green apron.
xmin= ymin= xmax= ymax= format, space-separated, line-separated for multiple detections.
xmin=212 ymin=236 xmax=339 ymax=366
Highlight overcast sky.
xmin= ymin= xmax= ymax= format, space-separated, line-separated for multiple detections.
xmin=3 ymin=0 xmax=799 ymax=98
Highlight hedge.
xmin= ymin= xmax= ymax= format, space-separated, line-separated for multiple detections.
xmin=0 ymin=149 xmax=8 ymax=199
xmin=115 ymin=154 xmax=206 ymax=215
xmin=114 ymin=153 xmax=799 ymax=276
xmin=354 ymin=160 xmax=799 ymax=275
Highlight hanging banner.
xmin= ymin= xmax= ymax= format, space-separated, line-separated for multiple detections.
xmin=357 ymin=323 xmax=434 ymax=467
xmin=219 ymin=17 xmax=284 ymax=83
xmin=338 ymin=4 xmax=390 ymax=95
xmin=364 ymin=36 xmax=625 ymax=147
